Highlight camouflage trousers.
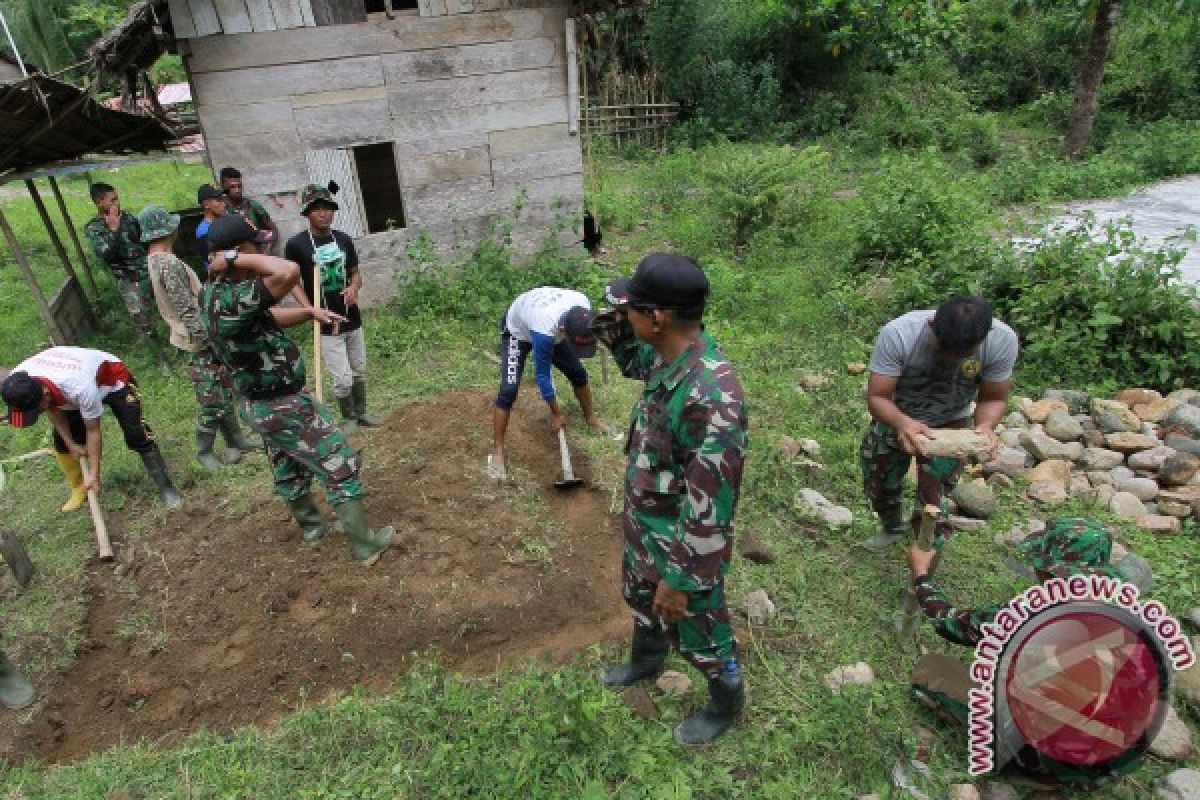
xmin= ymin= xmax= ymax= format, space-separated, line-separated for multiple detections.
xmin=240 ymin=390 xmax=362 ymax=505
xmin=622 ymin=540 xmax=737 ymax=681
xmin=187 ymin=347 xmax=235 ymax=432
xmin=860 ymin=420 xmax=965 ymax=546
xmin=113 ymin=270 xmax=157 ymax=335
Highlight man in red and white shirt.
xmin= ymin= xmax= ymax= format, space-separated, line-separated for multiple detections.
xmin=2 ymin=347 xmax=182 ymax=510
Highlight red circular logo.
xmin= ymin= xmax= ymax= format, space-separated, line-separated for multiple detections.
xmin=1004 ymin=607 xmax=1164 ymax=766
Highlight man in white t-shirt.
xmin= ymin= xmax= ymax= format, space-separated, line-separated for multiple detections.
xmin=490 ymin=286 xmax=605 ymax=479
xmin=2 ymin=347 xmax=183 ymax=510
xmin=860 ymin=295 xmax=1018 ymax=550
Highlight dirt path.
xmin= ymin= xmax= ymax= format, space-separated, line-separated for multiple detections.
xmin=3 ymin=389 xmax=627 ymax=764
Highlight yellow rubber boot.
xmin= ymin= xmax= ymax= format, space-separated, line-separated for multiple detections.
xmin=54 ymin=452 xmax=86 ymax=513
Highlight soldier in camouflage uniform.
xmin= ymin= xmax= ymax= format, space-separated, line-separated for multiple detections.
xmin=202 ymin=215 xmax=394 ymax=566
xmin=594 ymin=253 xmax=749 ymax=746
xmin=860 ymin=296 xmax=1019 ymax=551
xmin=907 ymin=516 xmax=1155 ymax=788
xmin=139 ymin=205 xmax=258 ymax=470
xmin=83 ymin=184 xmax=170 ymax=368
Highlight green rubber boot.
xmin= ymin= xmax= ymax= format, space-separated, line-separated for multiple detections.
xmin=859 ymin=510 xmax=909 ymax=551
xmin=196 ymin=428 xmax=224 ymax=471
xmin=334 ymin=498 xmax=394 ymax=566
xmin=599 ymin=625 xmax=669 ymax=687
xmin=352 ymin=378 xmax=383 ymax=427
xmin=219 ymin=412 xmax=260 ymax=460
xmin=140 ymin=447 xmax=184 ymax=510
xmin=286 ymin=494 xmax=328 ymax=545
xmin=336 ymin=395 xmax=359 ymax=435
xmin=674 ymin=670 xmax=744 ymax=746
xmin=0 ymin=651 xmax=34 ymax=710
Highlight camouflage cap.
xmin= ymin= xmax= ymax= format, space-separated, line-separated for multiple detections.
xmin=137 ymin=204 xmax=181 ymax=242
xmin=297 ymin=182 xmax=339 ymax=214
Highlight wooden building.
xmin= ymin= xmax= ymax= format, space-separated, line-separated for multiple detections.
xmin=160 ymin=0 xmax=584 ymax=304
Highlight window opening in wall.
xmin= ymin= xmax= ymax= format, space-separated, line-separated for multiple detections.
xmin=364 ymin=0 xmax=419 ymax=12
xmin=351 ymin=143 xmax=407 ymax=233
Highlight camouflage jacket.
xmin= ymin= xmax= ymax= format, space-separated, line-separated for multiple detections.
xmin=147 ymin=252 xmax=207 ymax=350
xmin=228 ymin=198 xmax=271 ymax=230
xmin=597 ymin=317 xmax=748 ymax=592
xmin=203 ymin=277 xmax=305 ymax=400
xmin=83 ymin=212 xmax=148 ymax=278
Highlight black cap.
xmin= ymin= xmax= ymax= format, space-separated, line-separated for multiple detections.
xmin=207 ymin=215 xmax=273 ymax=250
xmin=1 ymin=371 xmax=44 ymax=428
xmin=561 ymin=306 xmax=598 ymax=358
xmin=626 ymin=253 xmax=709 ymax=310
xmin=198 ymin=184 xmax=226 ymax=204
xmin=604 ymin=278 xmax=632 ymax=307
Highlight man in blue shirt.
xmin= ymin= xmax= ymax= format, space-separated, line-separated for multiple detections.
xmin=490 ymin=287 xmax=604 ymax=479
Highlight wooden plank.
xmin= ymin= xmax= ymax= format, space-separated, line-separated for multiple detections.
xmin=188 ymin=0 xmax=223 ymax=36
xmin=488 ymin=123 xmax=571 ymax=158
xmin=293 ymin=98 xmax=391 ymax=149
xmin=451 ymin=0 xmax=475 ymax=12
xmin=268 ymin=0 xmax=306 ymax=28
xmin=292 ymin=85 xmax=387 ymax=108
xmin=311 ymin=0 xmax=366 ymax=24
xmin=387 ymin=67 xmax=562 ymax=115
xmin=380 ymin=38 xmax=559 ymax=84
xmin=169 ymin=0 xmax=199 ymax=38
xmin=564 ymin=18 xmax=578 ymax=135
xmin=192 ymin=55 xmax=383 ymax=105
xmin=392 ymin=95 xmax=566 ymax=140
xmin=213 ymin=0 xmax=253 ymax=33
xmin=196 ymin=99 xmax=296 ymax=134
xmin=187 ymin=10 xmax=549 ymax=73
xmin=406 ymin=176 xmax=497 ymax=221
xmin=246 ymin=0 xmax=277 ymax=30
xmin=299 ymin=0 xmax=316 ymax=27
xmin=394 ymin=131 xmax=488 ymax=159
xmin=305 ymin=149 xmax=368 ymax=237
xmin=401 ymin=146 xmax=491 ymax=188
xmin=491 ymin=146 xmax=581 ymax=183
xmin=242 ymin=160 xmax=308 ymax=195
xmin=207 ymin=130 xmax=304 ymax=166
xmin=495 ymin=171 xmax=583 ymax=206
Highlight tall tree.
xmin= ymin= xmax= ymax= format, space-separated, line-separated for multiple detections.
xmin=1063 ymin=0 xmax=1122 ymax=159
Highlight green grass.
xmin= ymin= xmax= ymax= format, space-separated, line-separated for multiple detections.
xmin=0 ymin=130 xmax=1197 ymax=798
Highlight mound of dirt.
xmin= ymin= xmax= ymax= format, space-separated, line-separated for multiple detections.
xmin=5 ymin=390 xmax=628 ymax=764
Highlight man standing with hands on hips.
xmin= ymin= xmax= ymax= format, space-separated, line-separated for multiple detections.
xmin=594 ymin=253 xmax=749 ymax=746
xmin=285 ymin=183 xmax=381 ymax=434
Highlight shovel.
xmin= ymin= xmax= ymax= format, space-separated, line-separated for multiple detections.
xmin=555 ymin=429 xmax=584 ymax=490
xmin=896 ymin=503 xmax=943 ymax=641
xmin=0 ymin=532 xmax=33 ymax=588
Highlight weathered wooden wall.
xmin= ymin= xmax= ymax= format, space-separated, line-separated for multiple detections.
xmin=183 ymin=4 xmax=581 ymax=307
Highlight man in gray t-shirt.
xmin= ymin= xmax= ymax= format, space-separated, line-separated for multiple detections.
xmin=859 ymin=296 xmax=1018 ymax=550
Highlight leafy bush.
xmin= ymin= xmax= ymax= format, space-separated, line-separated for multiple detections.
xmin=991 ymin=217 xmax=1200 ymax=389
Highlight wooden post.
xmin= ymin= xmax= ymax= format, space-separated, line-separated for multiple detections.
xmin=47 ymin=175 xmax=100 ymax=300
xmin=565 ymin=18 xmax=580 ymax=136
xmin=25 ymin=179 xmax=98 ymax=327
xmin=0 ymin=206 xmax=68 ymax=344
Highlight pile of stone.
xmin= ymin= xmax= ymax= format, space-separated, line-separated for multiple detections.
xmin=981 ymin=387 xmax=1200 ymax=533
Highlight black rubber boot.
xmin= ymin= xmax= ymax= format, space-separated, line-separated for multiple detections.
xmin=335 ymin=498 xmax=394 ymax=566
xmin=336 ymin=395 xmax=359 ymax=435
xmin=859 ymin=510 xmax=908 ymax=551
xmin=140 ymin=447 xmax=184 ymax=510
xmin=599 ymin=625 xmax=669 ymax=688
xmin=219 ymin=412 xmax=260 ymax=458
xmin=286 ymin=494 xmax=328 ymax=545
xmin=195 ymin=428 xmax=224 ymax=471
xmin=0 ymin=650 xmax=34 ymax=710
xmin=352 ymin=378 xmax=383 ymax=426
xmin=673 ymin=670 xmax=745 ymax=746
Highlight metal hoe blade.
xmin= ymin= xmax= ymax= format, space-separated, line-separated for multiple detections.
xmin=0 ymin=531 xmax=33 ymax=588
xmin=555 ymin=429 xmax=584 ymax=490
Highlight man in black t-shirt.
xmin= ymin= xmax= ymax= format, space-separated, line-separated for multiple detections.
xmin=284 ymin=183 xmax=380 ymax=434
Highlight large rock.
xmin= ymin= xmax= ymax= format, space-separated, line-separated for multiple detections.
xmin=1029 ymin=459 xmax=1072 ymax=487
xmin=1044 ymin=409 xmax=1084 ymax=442
xmin=1092 ymin=484 xmax=1116 ymax=508
xmin=1177 ymin=665 xmax=1200 ymax=708
xmin=1002 ymin=411 xmax=1028 ymax=429
xmin=1161 ymin=453 xmax=1200 ymax=487
xmin=914 ymin=429 xmax=993 ymax=459
xmin=1086 ymin=470 xmax=1114 ymax=485
xmin=1080 ymin=447 xmax=1125 ymax=470
xmin=983 ymin=447 xmax=1030 ymax=478
xmin=1028 ymin=482 xmax=1068 ymax=506
xmin=1136 ymin=396 xmax=1182 ymax=422
xmin=1093 ymin=398 xmax=1141 ymax=433
xmin=1110 ymin=491 xmax=1148 ymax=519
xmin=1044 ymin=389 xmax=1091 ymax=413
xmin=1105 ymin=432 xmax=1160 ymax=454
xmin=795 ymin=489 xmax=853 ymax=528
xmin=742 ymin=589 xmax=777 ymax=625
xmin=1129 ymin=446 xmax=1177 ymax=471
xmin=1069 ymin=473 xmax=1092 ymax=497
xmin=1166 ymin=404 xmax=1200 ymax=438
xmin=1083 ymin=429 xmax=1108 ymax=448
xmin=1139 ymin=514 xmax=1182 ymax=534
xmin=1158 ymin=768 xmax=1200 ymax=800
xmin=1161 ymin=499 xmax=1194 ymax=517
xmin=825 ymin=662 xmax=875 ymax=694
xmin=1022 ymin=398 xmax=1067 ymax=424
xmin=1117 ymin=388 xmax=1163 ymax=407
xmin=947 ymin=785 xmax=982 ymax=800
xmin=1166 ymin=434 xmax=1200 ymax=458
xmin=656 ymin=670 xmax=693 ymax=694
xmin=952 ymin=480 xmax=996 ymax=519
xmin=1020 ymin=430 xmax=1084 ymax=462
xmin=1114 ymin=476 xmax=1159 ymax=502
xmin=1150 ymin=706 xmax=1194 ymax=760
xmin=998 ymin=429 xmax=1022 ymax=447
xmin=1170 ymin=389 xmax=1200 ymax=405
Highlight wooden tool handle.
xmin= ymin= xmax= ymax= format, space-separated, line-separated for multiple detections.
xmin=898 ymin=504 xmax=943 ymax=640
xmin=79 ymin=457 xmax=113 ymax=561
xmin=312 ymin=261 xmax=324 ymax=403
xmin=558 ymin=429 xmax=577 ymax=481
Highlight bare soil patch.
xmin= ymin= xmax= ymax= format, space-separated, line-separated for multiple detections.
xmin=3 ymin=389 xmax=626 ymax=764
